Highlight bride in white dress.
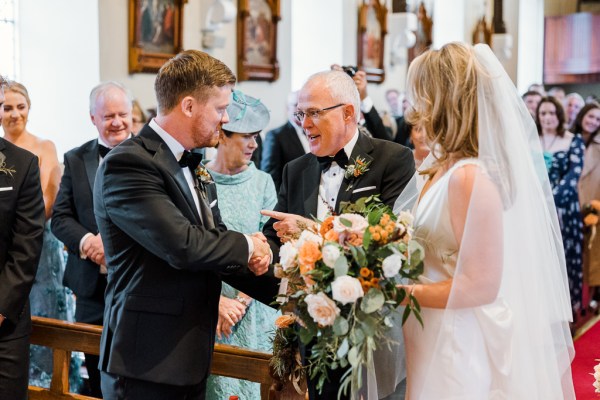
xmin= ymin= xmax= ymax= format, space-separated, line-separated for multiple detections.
xmin=393 ymin=43 xmax=575 ymax=399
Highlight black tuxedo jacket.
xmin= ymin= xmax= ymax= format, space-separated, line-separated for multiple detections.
xmin=52 ymin=139 xmax=104 ymax=309
xmin=0 ymin=138 xmax=45 ymax=341
xmin=94 ymin=125 xmax=278 ymax=386
xmin=264 ymin=133 xmax=414 ymax=256
xmin=363 ymin=105 xmax=392 ymax=141
xmin=261 ymin=121 xmax=306 ymax=191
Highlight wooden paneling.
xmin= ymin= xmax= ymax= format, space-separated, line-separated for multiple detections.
xmin=544 ymin=12 xmax=600 ymax=84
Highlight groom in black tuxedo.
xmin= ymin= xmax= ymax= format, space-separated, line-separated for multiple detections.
xmin=263 ymin=70 xmax=414 ymax=400
xmin=95 ymin=50 xmax=277 ymax=400
xmin=0 ymin=76 xmax=45 ymax=400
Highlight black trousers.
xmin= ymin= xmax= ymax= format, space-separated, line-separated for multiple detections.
xmin=0 ymin=334 xmax=30 ymax=400
xmin=76 ymin=274 xmax=107 ymax=398
xmin=101 ymin=372 xmax=206 ymax=400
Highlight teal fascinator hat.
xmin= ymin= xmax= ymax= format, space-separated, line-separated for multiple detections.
xmin=222 ymin=90 xmax=270 ymax=134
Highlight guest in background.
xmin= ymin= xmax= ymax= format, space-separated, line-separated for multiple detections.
xmin=522 ymin=90 xmax=543 ymax=119
xmin=0 ymin=75 xmax=45 ymax=400
xmin=565 ymin=92 xmax=585 ymax=130
xmin=548 ymin=86 xmax=566 ymax=105
xmin=1 ymin=81 xmax=78 ymax=390
xmin=52 ymin=81 xmax=133 ymax=397
xmin=409 ymin=125 xmax=429 ymax=169
xmin=261 ymin=91 xmax=308 ymax=191
xmin=131 ymin=99 xmax=148 ymax=135
xmin=205 ymin=89 xmax=278 ymax=400
xmin=573 ymin=103 xmax=600 ymax=314
xmin=536 ymin=96 xmax=585 ymax=323
xmin=528 ymin=83 xmax=546 ymax=96
xmin=385 ymin=88 xmax=402 ymax=117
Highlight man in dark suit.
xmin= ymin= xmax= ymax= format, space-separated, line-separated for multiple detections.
xmin=51 ymin=81 xmax=134 ymax=397
xmin=0 ymin=76 xmax=45 ymax=400
xmin=94 ymin=50 xmax=276 ymax=400
xmin=261 ymin=91 xmax=308 ymax=191
xmin=262 ymin=70 xmax=414 ymax=400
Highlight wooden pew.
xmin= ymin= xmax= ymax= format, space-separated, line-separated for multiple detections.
xmin=28 ymin=316 xmax=284 ymax=400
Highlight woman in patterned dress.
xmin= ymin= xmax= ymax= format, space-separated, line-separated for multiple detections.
xmin=204 ymin=90 xmax=278 ymax=399
xmin=536 ymin=96 xmax=585 ymax=321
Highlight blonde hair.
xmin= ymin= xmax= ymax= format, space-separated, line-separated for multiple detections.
xmin=5 ymin=81 xmax=31 ymax=108
xmin=405 ymin=42 xmax=479 ymax=176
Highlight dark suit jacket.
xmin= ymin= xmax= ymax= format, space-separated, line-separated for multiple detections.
xmin=363 ymin=105 xmax=392 ymax=141
xmin=52 ymin=139 xmax=105 ymax=314
xmin=0 ymin=138 xmax=45 ymax=341
xmin=264 ymin=133 xmax=415 ymax=257
xmin=261 ymin=121 xmax=306 ymax=192
xmin=94 ymin=124 xmax=278 ymax=386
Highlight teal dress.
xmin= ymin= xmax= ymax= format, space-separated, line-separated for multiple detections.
xmin=206 ymin=162 xmax=279 ymax=400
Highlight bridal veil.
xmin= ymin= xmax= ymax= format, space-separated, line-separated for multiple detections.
xmin=393 ymin=43 xmax=575 ymax=399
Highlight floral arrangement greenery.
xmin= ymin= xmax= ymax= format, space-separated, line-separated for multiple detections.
xmin=270 ymin=195 xmax=424 ymax=398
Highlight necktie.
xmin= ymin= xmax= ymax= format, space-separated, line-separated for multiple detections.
xmin=317 ymin=149 xmax=349 ymax=172
xmin=179 ymin=151 xmax=215 ymax=229
xmin=98 ymin=145 xmax=112 ymax=158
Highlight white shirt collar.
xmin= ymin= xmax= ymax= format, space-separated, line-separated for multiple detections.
xmin=97 ymin=135 xmax=113 ymax=149
xmin=149 ymin=119 xmax=186 ymax=162
xmin=342 ymin=130 xmax=360 ymax=159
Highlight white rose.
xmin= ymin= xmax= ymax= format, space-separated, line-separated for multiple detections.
xmin=321 ymin=244 xmax=341 ymax=268
xmin=305 ymin=292 xmax=340 ymax=326
xmin=382 ymin=254 xmax=403 ymax=278
xmin=333 ymin=214 xmax=369 ymax=235
xmin=279 ymin=242 xmax=298 ymax=271
xmin=331 ymin=275 xmax=364 ymax=305
xmin=295 ymin=230 xmax=322 ymax=249
xmin=398 ymin=210 xmax=414 ymax=227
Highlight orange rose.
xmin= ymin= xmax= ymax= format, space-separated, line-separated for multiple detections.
xmin=584 ymin=214 xmax=599 ymax=227
xmin=299 ymin=262 xmax=314 ymax=275
xmin=591 ymin=199 xmax=600 ymax=211
xmin=299 ymin=241 xmax=322 ymax=265
xmin=275 ymin=314 xmax=296 ymax=329
xmin=324 ymin=229 xmax=339 ymax=243
xmin=320 ymin=216 xmax=335 ymax=236
xmin=360 ymin=267 xmax=373 ymax=279
xmin=346 ymin=233 xmax=363 ymax=247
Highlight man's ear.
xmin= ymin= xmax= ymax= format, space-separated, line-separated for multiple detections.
xmin=90 ymin=114 xmax=96 ymax=125
xmin=343 ymin=104 xmax=356 ymax=122
xmin=180 ymin=96 xmax=195 ymax=117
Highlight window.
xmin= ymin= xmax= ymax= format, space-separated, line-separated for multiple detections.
xmin=0 ymin=0 xmax=18 ymax=79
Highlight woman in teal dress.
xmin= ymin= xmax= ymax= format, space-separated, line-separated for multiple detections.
xmin=1 ymin=81 xmax=80 ymax=390
xmin=205 ymin=90 xmax=279 ymax=399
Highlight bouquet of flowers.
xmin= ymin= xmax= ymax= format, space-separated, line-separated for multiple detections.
xmin=270 ymin=196 xmax=424 ymax=398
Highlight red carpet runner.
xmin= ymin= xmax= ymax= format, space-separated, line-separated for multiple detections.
xmin=572 ymin=317 xmax=600 ymax=399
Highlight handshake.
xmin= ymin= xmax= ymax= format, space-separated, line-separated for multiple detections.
xmin=248 ymin=233 xmax=271 ymax=276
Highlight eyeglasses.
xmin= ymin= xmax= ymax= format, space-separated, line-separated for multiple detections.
xmin=293 ymin=103 xmax=345 ymax=123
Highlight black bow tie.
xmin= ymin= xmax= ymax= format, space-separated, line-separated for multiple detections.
xmin=317 ymin=149 xmax=349 ymax=172
xmin=179 ymin=150 xmax=203 ymax=170
xmin=98 ymin=145 xmax=112 ymax=158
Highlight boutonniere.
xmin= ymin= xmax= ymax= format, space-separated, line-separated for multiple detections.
xmin=344 ymin=156 xmax=371 ymax=191
xmin=0 ymin=153 xmax=16 ymax=177
xmin=194 ymin=165 xmax=214 ymax=185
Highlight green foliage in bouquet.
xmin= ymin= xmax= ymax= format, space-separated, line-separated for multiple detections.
xmin=272 ymin=195 xmax=424 ymax=399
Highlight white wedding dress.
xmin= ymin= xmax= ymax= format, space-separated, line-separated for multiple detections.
xmin=403 ymin=159 xmax=518 ymax=399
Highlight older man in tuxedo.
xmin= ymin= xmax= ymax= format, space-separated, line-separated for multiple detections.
xmin=51 ymin=81 xmax=133 ymax=397
xmin=94 ymin=50 xmax=276 ymax=400
xmin=0 ymin=75 xmax=45 ymax=400
xmin=262 ymin=70 xmax=414 ymax=400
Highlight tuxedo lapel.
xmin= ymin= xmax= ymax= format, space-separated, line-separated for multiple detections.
xmin=139 ymin=127 xmax=201 ymax=224
xmin=83 ymin=141 xmax=100 ymax=192
xmin=303 ymin=157 xmax=321 ymax=219
xmin=335 ymin=134 xmax=374 ymax=212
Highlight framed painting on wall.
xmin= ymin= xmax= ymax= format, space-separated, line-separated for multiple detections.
xmin=128 ymin=0 xmax=185 ymax=73
xmin=358 ymin=0 xmax=387 ymax=83
xmin=237 ymin=0 xmax=281 ymax=82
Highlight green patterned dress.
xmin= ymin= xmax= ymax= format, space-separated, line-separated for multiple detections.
xmin=205 ymin=162 xmax=279 ymax=400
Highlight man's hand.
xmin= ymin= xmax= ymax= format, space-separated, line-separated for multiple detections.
xmin=261 ymin=210 xmax=316 ymax=243
xmin=248 ymin=235 xmax=270 ymax=275
xmin=216 ymin=295 xmax=247 ymax=339
xmin=82 ymin=233 xmax=105 ymax=266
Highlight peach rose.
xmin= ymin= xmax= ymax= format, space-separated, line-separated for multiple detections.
xmin=304 ymin=292 xmax=340 ymax=326
xmin=299 ymin=241 xmax=322 ymax=266
xmin=275 ymin=314 xmax=297 ymax=329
